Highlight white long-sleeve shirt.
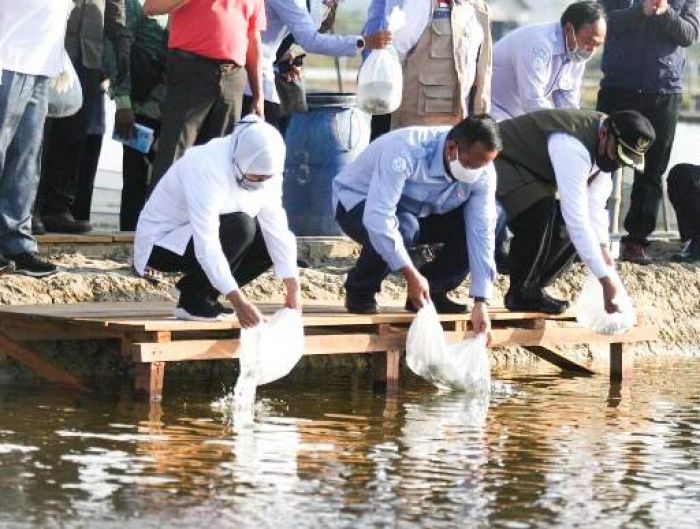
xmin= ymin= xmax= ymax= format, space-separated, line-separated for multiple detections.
xmin=0 ymin=0 xmax=72 ymax=78
xmin=491 ymin=22 xmax=585 ymax=121
xmin=548 ymin=132 xmax=613 ymax=279
xmin=134 ymin=137 xmax=298 ymax=296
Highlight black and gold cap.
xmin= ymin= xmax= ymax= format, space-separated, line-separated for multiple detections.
xmin=609 ymin=110 xmax=656 ymax=172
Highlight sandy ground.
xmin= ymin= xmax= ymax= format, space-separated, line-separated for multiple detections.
xmin=0 ymin=241 xmax=697 ymax=366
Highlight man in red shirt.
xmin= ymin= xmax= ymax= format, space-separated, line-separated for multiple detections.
xmin=144 ymin=0 xmax=266 ymax=187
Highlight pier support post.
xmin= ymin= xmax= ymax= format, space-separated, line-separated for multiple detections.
xmin=609 ymin=342 xmax=633 ymax=382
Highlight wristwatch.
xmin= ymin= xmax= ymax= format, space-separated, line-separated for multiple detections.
xmin=356 ymin=37 xmax=365 ymax=50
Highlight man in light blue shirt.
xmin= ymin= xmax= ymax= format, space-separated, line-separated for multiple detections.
xmin=333 ymin=115 xmax=501 ymax=338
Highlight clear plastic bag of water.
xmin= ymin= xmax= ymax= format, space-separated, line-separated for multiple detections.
xmin=47 ymin=51 xmax=83 ymax=118
xmin=406 ymin=304 xmax=491 ymax=393
xmin=575 ymin=268 xmax=636 ymax=335
xmin=357 ymin=47 xmax=403 ymax=115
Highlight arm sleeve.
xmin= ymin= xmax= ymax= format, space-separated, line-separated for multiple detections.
xmin=465 ymin=164 xmax=498 ymax=299
xmin=363 ymin=150 xmax=414 ymax=271
xmin=657 ymin=0 xmax=700 ymax=47
xmin=250 ymin=0 xmax=267 ymax=32
xmin=602 ymin=0 xmax=647 ymax=35
xmin=257 ymin=180 xmax=299 ymax=280
xmin=181 ymin=170 xmax=239 ymax=296
xmin=515 ymin=37 xmax=555 ymax=112
xmin=549 ymin=133 xmax=610 ymax=279
xmin=276 ymin=0 xmax=358 ymax=57
xmin=552 ymin=67 xmax=583 ymax=109
xmin=588 ymin=171 xmax=614 ymax=245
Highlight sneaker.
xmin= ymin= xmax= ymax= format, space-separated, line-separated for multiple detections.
xmin=42 ymin=211 xmax=92 ymax=234
xmin=173 ymin=296 xmax=235 ymax=322
xmin=212 ymin=300 xmax=237 ymax=320
xmin=0 ymin=255 xmax=15 ymax=275
xmin=620 ymin=241 xmax=652 ymax=265
xmin=345 ymin=291 xmax=379 ymax=314
xmin=8 ymin=252 xmax=57 ymax=277
xmin=672 ymin=239 xmax=700 ymax=263
xmin=504 ymin=289 xmax=567 ymax=315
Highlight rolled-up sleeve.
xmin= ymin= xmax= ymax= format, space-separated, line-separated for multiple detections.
xmin=257 ymin=180 xmax=298 ymax=280
xmin=549 ymin=133 xmax=609 ymax=279
xmin=464 ymin=164 xmax=497 ymax=299
xmin=181 ymin=171 xmax=239 ymax=296
xmin=363 ymin=150 xmax=414 ymax=271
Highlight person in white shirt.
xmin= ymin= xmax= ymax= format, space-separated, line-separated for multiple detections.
xmin=134 ymin=115 xmax=300 ymax=326
xmin=0 ymin=0 xmax=72 ymax=277
xmin=491 ymin=1 xmax=607 ymax=122
xmin=495 ymin=109 xmax=655 ymax=314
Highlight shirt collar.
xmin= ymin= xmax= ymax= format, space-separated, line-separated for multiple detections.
xmin=428 ymin=132 xmax=451 ymax=180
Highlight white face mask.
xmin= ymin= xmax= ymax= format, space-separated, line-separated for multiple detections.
xmin=568 ymin=31 xmax=594 ymax=64
xmin=449 ymin=148 xmax=482 ymax=184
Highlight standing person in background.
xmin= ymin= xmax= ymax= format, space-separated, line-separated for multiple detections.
xmin=105 ymin=0 xmax=168 ymax=231
xmin=0 ymin=0 xmax=72 ymax=276
xmin=38 ymin=0 xmax=130 ymax=234
xmin=490 ymin=1 xmax=606 ymax=121
xmin=242 ymin=0 xmax=392 ymax=128
xmin=144 ymin=0 xmax=267 ymax=189
xmin=363 ymin=0 xmax=493 ymax=138
xmin=597 ymin=0 xmax=699 ymax=264
xmin=667 ymin=163 xmax=700 ymax=262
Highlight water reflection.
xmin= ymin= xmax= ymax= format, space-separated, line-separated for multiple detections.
xmin=0 ymin=361 xmax=699 ymax=528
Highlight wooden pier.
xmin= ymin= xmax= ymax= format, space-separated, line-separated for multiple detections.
xmin=0 ymin=301 xmax=657 ymax=400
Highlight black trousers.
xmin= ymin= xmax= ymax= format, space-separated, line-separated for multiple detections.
xmin=121 ymin=115 xmax=160 ymax=231
xmin=597 ymin=87 xmax=681 ymax=245
xmin=667 ymin=163 xmax=700 ymax=242
xmin=336 ymin=201 xmax=469 ymax=296
xmin=370 ymin=113 xmax=391 ymax=141
xmin=507 ymin=197 xmax=577 ymax=294
xmin=151 ymin=50 xmax=246 ymax=189
xmin=147 ymin=213 xmax=272 ymax=302
xmin=39 ymin=61 xmax=102 ymax=218
xmin=241 ymin=95 xmax=282 ymax=130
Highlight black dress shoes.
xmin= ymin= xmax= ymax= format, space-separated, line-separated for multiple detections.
xmin=345 ymin=291 xmax=379 ymax=314
xmin=672 ymin=239 xmax=700 ymax=263
xmin=505 ymin=289 xmax=568 ymax=315
xmin=405 ymin=291 xmax=468 ymax=314
xmin=42 ymin=211 xmax=92 ymax=234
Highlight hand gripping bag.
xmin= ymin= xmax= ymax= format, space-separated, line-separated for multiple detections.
xmin=356 ymin=47 xmax=403 ymax=115
xmin=406 ymin=304 xmax=491 ymax=394
xmin=575 ymin=268 xmax=636 ymax=335
xmin=47 ymin=51 xmax=83 ymax=118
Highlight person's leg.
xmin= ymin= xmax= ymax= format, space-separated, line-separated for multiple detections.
xmin=536 ymin=202 xmax=577 ymax=291
xmin=121 ymin=116 xmax=159 ymax=231
xmin=196 ymin=65 xmax=246 ymax=145
xmin=71 ymin=133 xmax=103 ymax=224
xmin=667 ymin=163 xmax=695 ymax=243
xmin=370 ymin=114 xmax=391 ymax=141
xmin=0 ymin=71 xmax=56 ymax=276
xmin=622 ymin=93 xmax=680 ymax=250
xmin=39 ymin=62 xmax=100 ymax=228
xmin=150 ymin=54 xmax=218 ymax=189
xmin=336 ymin=201 xmax=394 ymax=312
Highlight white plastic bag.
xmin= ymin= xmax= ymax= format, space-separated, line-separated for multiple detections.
xmin=357 ymin=47 xmax=403 ymax=115
xmin=406 ymin=304 xmax=491 ymax=393
xmin=575 ymin=268 xmax=636 ymax=335
xmin=47 ymin=51 xmax=83 ymax=118
xmin=239 ymin=308 xmax=305 ymax=385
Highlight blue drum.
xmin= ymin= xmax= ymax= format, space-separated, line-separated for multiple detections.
xmin=283 ymin=93 xmax=370 ymax=236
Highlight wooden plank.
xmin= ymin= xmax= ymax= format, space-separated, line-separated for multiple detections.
xmin=0 ymin=333 xmax=89 ymax=392
xmin=524 ymin=346 xmax=596 ymax=375
xmin=111 ymin=232 xmax=135 ymax=242
xmin=36 ymin=233 xmax=114 ymax=244
xmin=133 ymin=325 xmax=657 ymax=363
xmin=134 ymin=362 xmax=165 ymax=401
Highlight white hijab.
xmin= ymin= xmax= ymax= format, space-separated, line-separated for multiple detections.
xmin=229 ymin=115 xmax=286 ymax=178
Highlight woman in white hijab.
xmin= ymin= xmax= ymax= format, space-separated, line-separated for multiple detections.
xmin=134 ymin=115 xmax=300 ymax=325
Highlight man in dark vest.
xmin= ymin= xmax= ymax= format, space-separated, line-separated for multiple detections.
xmin=495 ymin=109 xmax=656 ymax=314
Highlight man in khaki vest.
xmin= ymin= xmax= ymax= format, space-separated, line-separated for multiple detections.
xmin=363 ymin=0 xmax=492 ymax=137
xmin=495 ymin=109 xmax=655 ymax=314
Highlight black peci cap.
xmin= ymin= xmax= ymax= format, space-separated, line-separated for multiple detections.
xmin=608 ymin=110 xmax=656 ymax=171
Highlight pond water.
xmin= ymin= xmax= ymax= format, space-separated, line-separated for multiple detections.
xmin=1 ymin=359 xmax=699 ymax=528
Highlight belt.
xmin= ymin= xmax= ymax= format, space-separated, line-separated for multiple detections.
xmin=169 ymin=49 xmax=241 ymax=68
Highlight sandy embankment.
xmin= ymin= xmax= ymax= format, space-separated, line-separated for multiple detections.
xmin=0 ymin=241 xmax=698 ymax=368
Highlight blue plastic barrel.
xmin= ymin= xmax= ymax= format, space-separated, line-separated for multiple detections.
xmin=283 ymin=93 xmax=370 ymax=236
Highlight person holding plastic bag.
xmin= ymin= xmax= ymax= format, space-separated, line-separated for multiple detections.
xmin=495 ymin=109 xmax=655 ymax=314
xmin=134 ymin=116 xmax=301 ymax=325
xmin=362 ymin=0 xmax=493 ymax=138
xmin=333 ymin=114 xmax=501 ymax=341
xmin=0 ymin=0 xmax=73 ymax=277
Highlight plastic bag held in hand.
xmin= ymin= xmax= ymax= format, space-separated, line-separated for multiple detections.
xmin=575 ymin=268 xmax=636 ymax=335
xmin=239 ymin=308 xmax=305 ymax=385
xmin=47 ymin=51 xmax=83 ymax=118
xmin=406 ymin=304 xmax=491 ymax=393
xmin=357 ymin=47 xmax=403 ymax=115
